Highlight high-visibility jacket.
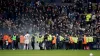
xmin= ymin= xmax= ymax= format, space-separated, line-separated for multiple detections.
xmin=91 ymin=37 xmax=93 ymax=42
xmin=59 ymin=36 xmax=64 ymax=41
xmin=86 ymin=14 xmax=92 ymax=22
xmin=3 ymin=35 xmax=9 ymax=41
xmin=38 ymin=36 xmax=44 ymax=43
xmin=20 ymin=35 xmax=25 ymax=44
xmin=12 ymin=35 xmax=16 ymax=41
xmin=69 ymin=36 xmax=74 ymax=43
xmin=86 ymin=37 xmax=89 ymax=43
xmin=8 ymin=37 xmax=12 ymax=43
xmin=47 ymin=34 xmax=52 ymax=41
xmin=74 ymin=37 xmax=78 ymax=43
xmin=88 ymin=37 xmax=93 ymax=42
xmin=35 ymin=36 xmax=38 ymax=42
xmin=52 ymin=36 xmax=56 ymax=44
xmin=83 ymin=35 xmax=87 ymax=44
xmin=73 ymin=37 xmax=75 ymax=43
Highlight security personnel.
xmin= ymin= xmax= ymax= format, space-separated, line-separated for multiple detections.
xmin=44 ymin=33 xmax=48 ymax=50
xmin=37 ymin=35 xmax=44 ymax=50
xmin=64 ymin=34 xmax=70 ymax=50
xmin=88 ymin=36 xmax=93 ymax=50
xmin=56 ymin=34 xmax=60 ymax=49
xmin=74 ymin=36 xmax=78 ymax=49
xmin=52 ymin=35 xmax=56 ymax=49
xmin=20 ymin=34 xmax=25 ymax=49
xmin=8 ymin=35 xmax=12 ymax=49
xmin=16 ymin=34 xmax=19 ymax=49
xmin=0 ymin=37 xmax=3 ymax=50
xmin=78 ymin=36 xmax=83 ymax=50
xmin=47 ymin=34 xmax=52 ymax=50
xmin=0 ymin=33 xmax=3 ymax=50
xmin=3 ymin=34 xmax=9 ymax=49
xmin=59 ymin=35 xmax=64 ymax=49
xmin=69 ymin=35 xmax=74 ymax=49
xmin=83 ymin=35 xmax=87 ymax=49
xmin=86 ymin=36 xmax=89 ymax=50
xmin=83 ymin=35 xmax=89 ymax=50
xmin=12 ymin=33 xmax=17 ymax=50
xmin=31 ymin=34 xmax=35 ymax=50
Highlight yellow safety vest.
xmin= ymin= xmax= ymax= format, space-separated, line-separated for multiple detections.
xmin=60 ymin=36 xmax=64 ymax=41
xmin=74 ymin=37 xmax=78 ymax=43
xmin=86 ymin=14 xmax=92 ymax=22
xmin=86 ymin=37 xmax=89 ymax=43
xmin=47 ymin=34 xmax=52 ymax=41
xmin=88 ymin=37 xmax=93 ymax=42
xmin=38 ymin=36 xmax=44 ymax=43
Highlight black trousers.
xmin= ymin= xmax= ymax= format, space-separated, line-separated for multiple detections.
xmin=12 ymin=40 xmax=16 ymax=49
xmin=70 ymin=43 xmax=74 ymax=49
xmin=88 ymin=42 xmax=93 ymax=50
xmin=59 ymin=41 xmax=63 ymax=49
xmin=31 ymin=42 xmax=35 ymax=50
xmin=52 ymin=44 xmax=56 ymax=49
xmin=15 ymin=42 xmax=19 ymax=49
xmin=0 ymin=40 xmax=3 ymax=50
xmin=8 ymin=43 xmax=12 ymax=49
xmin=57 ymin=42 xmax=60 ymax=49
xmin=46 ymin=41 xmax=52 ymax=50
xmin=65 ymin=42 xmax=70 ymax=50
xmin=39 ymin=42 xmax=43 ymax=50
xmin=74 ymin=43 xmax=78 ymax=49
xmin=78 ymin=41 xmax=83 ymax=49
xmin=83 ymin=44 xmax=87 ymax=50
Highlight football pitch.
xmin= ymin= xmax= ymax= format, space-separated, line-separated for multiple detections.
xmin=0 ymin=50 xmax=100 ymax=56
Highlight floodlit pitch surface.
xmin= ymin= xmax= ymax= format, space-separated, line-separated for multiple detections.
xmin=0 ymin=50 xmax=100 ymax=56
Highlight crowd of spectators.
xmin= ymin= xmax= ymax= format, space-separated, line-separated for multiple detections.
xmin=0 ymin=0 xmax=100 ymax=38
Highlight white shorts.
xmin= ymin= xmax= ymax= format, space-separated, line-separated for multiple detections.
xmin=24 ymin=40 xmax=29 ymax=44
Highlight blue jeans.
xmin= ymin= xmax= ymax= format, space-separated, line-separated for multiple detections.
xmin=20 ymin=43 xmax=24 ymax=49
xmin=12 ymin=40 xmax=16 ymax=49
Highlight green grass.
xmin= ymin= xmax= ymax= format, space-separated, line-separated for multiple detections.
xmin=0 ymin=50 xmax=100 ymax=56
